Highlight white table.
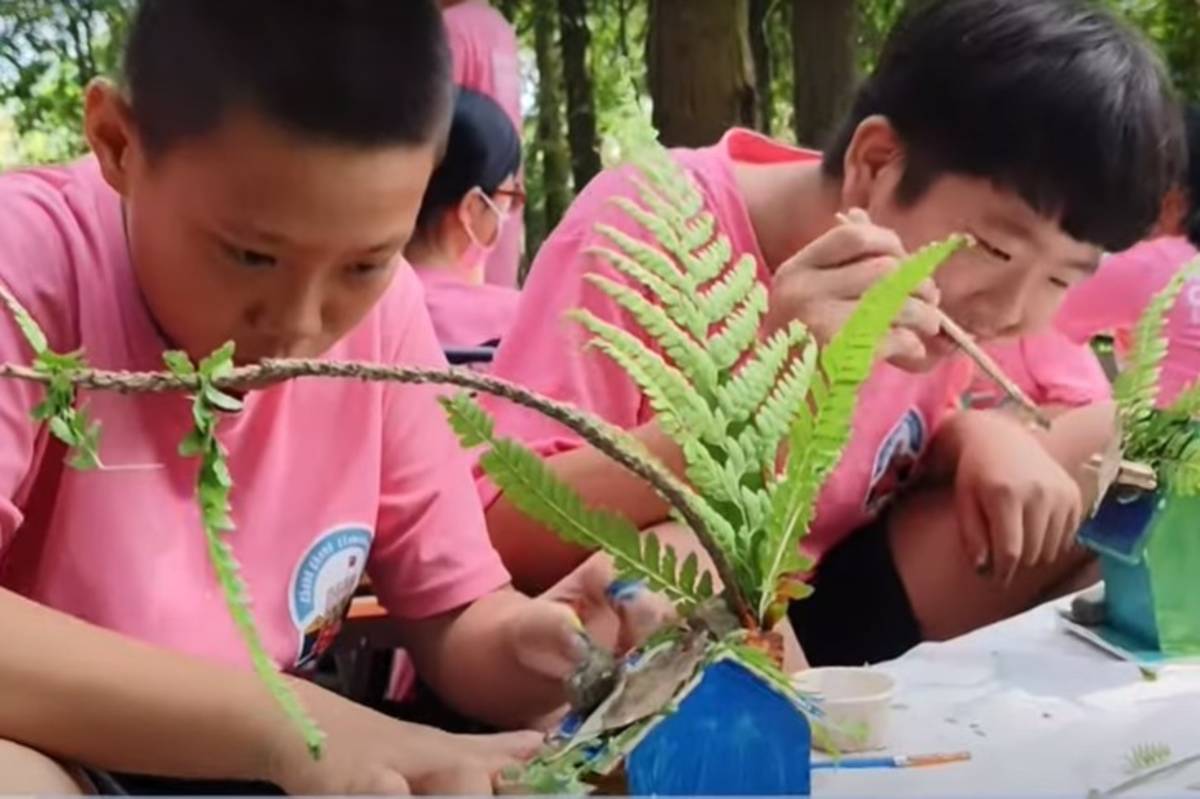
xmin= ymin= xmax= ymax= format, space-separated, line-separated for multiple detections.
xmin=816 ymin=600 xmax=1200 ymax=796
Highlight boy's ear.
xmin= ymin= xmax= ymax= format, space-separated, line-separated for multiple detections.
xmin=84 ymin=79 xmax=140 ymax=197
xmin=840 ymin=115 xmax=907 ymax=211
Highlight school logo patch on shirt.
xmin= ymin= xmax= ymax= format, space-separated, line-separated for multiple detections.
xmin=288 ymin=525 xmax=374 ymax=670
xmin=864 ymin=409 xmax=926 ymax=515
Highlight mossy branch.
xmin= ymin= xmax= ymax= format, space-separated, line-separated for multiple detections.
xmin=0 ymin=357 xmax=757 ymax=626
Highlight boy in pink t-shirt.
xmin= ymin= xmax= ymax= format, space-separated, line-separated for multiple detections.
xmin=483 ymin=0 xmax=1180 ymax=666
xmin=442 ymin=0 xmax=525 ymax=289
xmin=0 ymin=2 xmax=635 ymax=795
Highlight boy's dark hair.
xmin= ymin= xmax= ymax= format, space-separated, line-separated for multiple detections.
xmin=416 ymin=88 xmax=523 ymax=232
xmin=123 ymin=0 xmax=453 ymax=156
xmin=823 ymin=0 xmax=1182 ymax=253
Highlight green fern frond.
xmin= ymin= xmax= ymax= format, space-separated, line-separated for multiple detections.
xmin=0 ymin=280 xmax=104 ymax=469
xmin=1166 ymin=377 xmax=1200 ymax=419
xmin=440 ymin=393 xmax=715 ymax=611
xmin=571 ymin=309 xmax=718 ymax=441
xmin=583 ymin=273 xmax=718 ymax=397
xmin=715 ymin=322 xmax=810 ymax=426
xmin=691 ymin=235 xmax=735 ymax=285
xmin=1125 ymin=742 xmax=1172 ymax=775
xmin=1116 ymin=258 xmax=1200 ymax=446
xmin=590 ymin=230 xmax=709 ymax=340
xmin=167 ymin=346 xmax=325 ymax=757
xmin=753 ymin=340 xmax=820 ymax=456
xmin=698 ymin=254 xmax=761 ymax=324
xmin=757 ymin=236 xmax=969 ymax=622
xmin=706 ymin=284 xmax=770 ymax=372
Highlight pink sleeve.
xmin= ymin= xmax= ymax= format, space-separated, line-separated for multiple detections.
xmin=369 ymin=272 xmax=510 ymax=620
xmin=0 ymin=172 xmax=79 ymax=549
xmin=1056 ymin=249 xmax=1164 ymax=343
xmin=479 ymin=170 xmax=655 ymax=506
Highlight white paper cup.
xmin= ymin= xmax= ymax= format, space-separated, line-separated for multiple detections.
xmin=792 ymin=667 xmax=896 ymax=753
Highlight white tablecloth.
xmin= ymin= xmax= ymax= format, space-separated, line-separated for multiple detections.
xmin=816 ymin=601 xmax=1200 ymax=796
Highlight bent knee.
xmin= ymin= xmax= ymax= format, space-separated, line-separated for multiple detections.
xmin=0 ymin=739 xmax=88 ymax=794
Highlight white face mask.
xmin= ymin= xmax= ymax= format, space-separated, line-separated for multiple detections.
xmin=459 ymin=186 xmax=511 ymax=254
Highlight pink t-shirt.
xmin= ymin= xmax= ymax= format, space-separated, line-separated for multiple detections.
xmin=0 ymin=159 xmax=509 ymax=673
xmin=482 ymin=129 xmax=972 ymax=563
xmin=416 ymin=267 xmax=519 ymax=348
xmin=964 ymin=330 xmax=1111 ymax=410
xmin=1056 ymin=236 xmax=1200 ymax=407
xmin=444 ymin=0 xmax=524 ymax=290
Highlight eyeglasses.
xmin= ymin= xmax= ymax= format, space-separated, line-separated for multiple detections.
xmin=492 ymin=186 xmax=526 ymax=212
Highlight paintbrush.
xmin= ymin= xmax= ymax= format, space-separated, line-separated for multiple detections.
xmin=814 ymin=751 xmax=972 ymax=771
xmin=834 ymin=211 xmax=1051 ymax=430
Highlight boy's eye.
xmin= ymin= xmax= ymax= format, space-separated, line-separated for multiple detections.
xmin=347 ymin=262 xmax=385 ymax=278
xmin=1049 ymin=276 xmax=1071 ymax=289
xmin=974 ymin=235 xmax=1012 ymax=263
xmin=226 ymin=246 xmax=277 ymax=269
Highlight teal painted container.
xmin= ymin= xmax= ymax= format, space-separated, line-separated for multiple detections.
xmin=1079 ymin=490 xmax=1200 ymax=656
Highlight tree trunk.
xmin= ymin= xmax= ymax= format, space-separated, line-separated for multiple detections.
xmin=558 ymin=0 xmax=602 ymax=191
xmin=533 ymin=1 xmax=572 ymax=238
xmin=748 ymin=0 xmax=773 ymax=135
xmin=647 ymin=0 xmax=757 ymax=148
xmin=792 ymin=0 xmax=857 ymax=148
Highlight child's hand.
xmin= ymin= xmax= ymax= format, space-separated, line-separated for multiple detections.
xmin=952 ymin=413 xmax=1083 ymax=584
xmin=267 ymin=681 xmax=541 ymax=795
xmin=763 ymin=208 xmax=952 ymax=372
xmin=541 ymin=552 xmax=675 ymax=654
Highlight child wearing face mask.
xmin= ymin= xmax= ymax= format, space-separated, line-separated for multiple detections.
xmin=476 ymin=0 xmax=1182 ymax=667
xmin=405 ymin=88 xmax=523 ymax=350
xmin=0 ymin=2 xmax=635 ymax=795
xmin=440 ymin=0 xmax=524 ymax=289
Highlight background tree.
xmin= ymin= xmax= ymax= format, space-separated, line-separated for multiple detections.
xmin=558 ymin=0 xmax=602 ymax=192
xmin=3 ymin=0 xmax=1198 ymax=257
xmin=646 ymin=0 xmax=758 ymax=147
xmin=0 ymin=0 xmax=134 ymax=165
xmin=792 ymin=0 xmax=857 ymax=148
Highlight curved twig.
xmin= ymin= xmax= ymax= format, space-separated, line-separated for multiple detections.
xmin=0 ymin=358 xmax=757 ymax=627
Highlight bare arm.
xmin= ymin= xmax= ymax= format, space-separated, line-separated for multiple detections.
xmin=0 ymin=588 xmax=282 ymax=781
xmin=400 ymin=589 xmax=579 ymax=730
xmin=485 ymin=420 xmax=687 ymax=594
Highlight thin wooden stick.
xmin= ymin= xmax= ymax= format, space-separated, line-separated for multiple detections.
xmin=936 ymin=311 xmax=1052 ymax=430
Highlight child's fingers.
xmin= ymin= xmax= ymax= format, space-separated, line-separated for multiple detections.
xmin=783 ymin=221 xmax=906 ymax=273
xmin=955 ymin=484 xmax=992 ymax=575
xmin=1021 ymin=498 xmax=1052 ymax=568
xmin=981 ymin=489 xmax=1024 ymax=585
xmin=606 ymin=580 xmax=673 ymax=651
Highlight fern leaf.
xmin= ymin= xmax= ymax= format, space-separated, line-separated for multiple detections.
xmin=590 ymin=231 xmax=709 ymax=340
xmin=706 ymin=284 xmax=770 ymax=372
xmin=571 ymin=309 xmax=717 ymax=440
xmin=583 ymin=273 xmax=718 ymax=396
xmin=756 ymin=236 xmax=968 ymax=621
xmin=1116 ymin=257 xmax=1200 ymax=442
xmin=698 ymin=254 xmax=761 ymax=325
xmin=681 ymin=211 xmax=719 ymax=256
xmin=691 ymin=235 xmax=734 ymax=285
xmin=715 ymin=322 xmax=810 ymax=425
xmin=440 ymin=394 xmax=714 ymax=610
xmin=752 ymin=338 xmax=820 ymax=454
xmin=1166 ymin=377 xmax=1200 ymax=419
